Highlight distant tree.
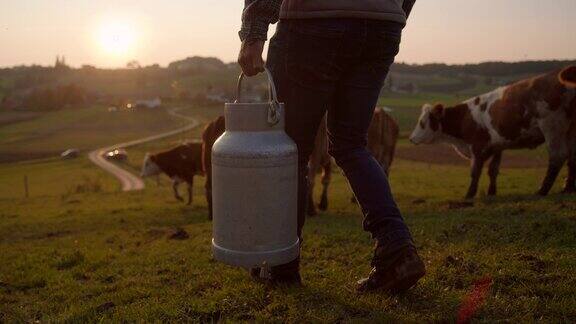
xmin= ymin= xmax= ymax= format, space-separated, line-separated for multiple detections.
xmin=167 ymin=56 xmax=227 ymax=75
xmin=23 ymin=84 xmax=87 ymax=111
xmin=54 ymin=55 xmax=70 ymax=71
xmin=81 ymin=65 xmax=96 ymax=71
xmin=126 ymin=60 xmax=141 ymax=69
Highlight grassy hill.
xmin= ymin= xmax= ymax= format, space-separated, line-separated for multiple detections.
xmin=1 ymin=159 xmax=574 ymax=322
xmin=0 ymin=106 xmax=189 ymax=163
xmin=1 ymin=59 xmax=575 ymax=321
xmin=1 ymin=116 xmax=575 ymax=322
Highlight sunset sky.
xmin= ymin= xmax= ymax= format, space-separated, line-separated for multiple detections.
xmin=1 ymin=0 xmax=575 ymax=68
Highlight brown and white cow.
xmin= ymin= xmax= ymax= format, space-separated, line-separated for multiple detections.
xmin=141 ymin=142 xmax=204 ymax=205
xmin=410 ymin=66 xmax=576 ymax=198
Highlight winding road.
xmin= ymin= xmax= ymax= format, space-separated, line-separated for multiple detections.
xmin=88 ymin=108 xmax=200 ymax=191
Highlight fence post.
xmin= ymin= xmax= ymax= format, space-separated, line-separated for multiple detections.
xmin=24 ymin=175 xmax=29 ymax=198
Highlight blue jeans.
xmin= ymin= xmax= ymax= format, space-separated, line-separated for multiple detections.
xmin=267 ymin=18 xmax=413 ymax=267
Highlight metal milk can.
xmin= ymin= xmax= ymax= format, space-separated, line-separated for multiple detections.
xmin=211 ymin=69 xmax=299 ymax=268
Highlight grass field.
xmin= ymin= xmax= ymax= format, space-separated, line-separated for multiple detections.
xmin=1 ymin=130 xmax=575 ymax=322
xmin=0 ymin=106 xmax=188 ymax=163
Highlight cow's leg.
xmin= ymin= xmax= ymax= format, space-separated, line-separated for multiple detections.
xmin=538 ymin=115 xmax=570 ymax=195
xmin=318 ymin=161 xmax=332 ymax=211
xmin=562 ymin=125 xmax=576 ymax=193
xmin=307 ymin=164 xmax=318 ymax=217
xmin=487 ymin=151 xmax=502 ymax=196
xmin=539 ymin=154 xmax=567 ymax=196
xmin=538 ymin=137 xmax=569 ymax=196
xmin=382 ymin=149 xmax=394 ymax=177
xmin=186 ymin=177 xmax=194 ymax=205
xmin=465 ymin=153 xmax=487 ymax=199
xmin=172 ymin=179 xmax=183 ymax=202
xmin=205 ymin=176 xmax=213 ymax=220
xmin=565 ymin=153 xmax=576 ymax=193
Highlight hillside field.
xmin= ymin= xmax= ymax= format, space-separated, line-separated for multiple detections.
xmin=1 ymin=101 xmax=575 ymax=322
xmin=0 ymin=106 xmax=189 ymax=163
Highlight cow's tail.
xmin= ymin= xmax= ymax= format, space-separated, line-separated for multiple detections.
xmin=559 ymin=65 xmax=576 ymax=88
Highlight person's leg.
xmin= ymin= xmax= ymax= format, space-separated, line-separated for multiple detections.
xmin=264 ymin=19 xmax=344 ymax=282
xmin=327 ymin=21 xmax=412 ymax=255
xmin=326 ymin=20 xmax=424 ymax=292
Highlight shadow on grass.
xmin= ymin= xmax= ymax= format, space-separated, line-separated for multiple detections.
xmin=266 ymin=281 xmax=453 ymax=322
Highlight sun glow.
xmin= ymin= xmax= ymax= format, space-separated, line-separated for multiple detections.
xmin=97 ymin=20 xmax=137 ymax=57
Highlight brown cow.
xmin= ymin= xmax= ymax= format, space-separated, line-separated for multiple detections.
xmin=201 ymin=115 xmax=334 ymax=218
xmin=307 ymin=115 xmax=332 ymax=216
xmin=203 ymin=109 xmax=400 ymax=218
xmin=410 ymin=66 xmax=576 ymax=198
xmin=368 ymin=107 xmax=400 ymax=176
xmin=141 ymin=142 xmax=204 ymax=205
xmin=201 ymin=116 xmax=225 ymax=220
xmin=308 ymin=108 xmax=400 ymax=210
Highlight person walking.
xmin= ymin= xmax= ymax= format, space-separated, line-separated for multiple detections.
xmin=237 ymin=0 xmax=425 ymax=293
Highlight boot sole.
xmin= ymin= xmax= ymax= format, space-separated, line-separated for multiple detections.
xmin=357 ymin=264 xmax=426 ymax=294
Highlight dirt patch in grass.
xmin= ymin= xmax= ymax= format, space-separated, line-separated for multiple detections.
xmin=96 ymin=301 xmax=115 ymax=313
xmin=23 ymin=230 xmax=73 ymax=241
xmin=447 ymin=201 xmax=474 ymax=210
xmin=169 ymin=227 xmax=190 ymax=240
xmin=396 ymin=144 xmax=547 ymax=168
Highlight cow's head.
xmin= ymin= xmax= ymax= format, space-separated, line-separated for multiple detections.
xmin=409 ymin=103 xmax=445 ymax=145
xmin=141 ymin=153 xmax=160 ymax=177
xmin=559 ymin=65 xmax=576 ymax=88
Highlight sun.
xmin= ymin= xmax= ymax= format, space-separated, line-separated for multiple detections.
xmin=98 ymin=21 xmax=136 ymax=56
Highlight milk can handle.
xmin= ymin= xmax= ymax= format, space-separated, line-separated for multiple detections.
xmin=236 ymin=68 xmax=281 ymax=126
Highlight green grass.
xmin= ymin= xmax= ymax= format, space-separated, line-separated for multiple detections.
xmin=0 ymin=157 xmax=119 ymax=200
xmin=121 ymin=104 xmax=223 ymax=173
xmin=378 ymin=92 xmax=466 ymax=135
xmin=1 ymin=150 xmax=575 ymax=321
xmin=0 ymin=98 xmax=573 ymax=322
xmin=0 ymin=103 xmax=220 ymax=200
xmin=0 ymin=106 xmax=189 ymax=162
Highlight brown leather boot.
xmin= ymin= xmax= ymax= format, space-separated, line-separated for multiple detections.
xmin=357 ymin=246 xmax=425 ymax=294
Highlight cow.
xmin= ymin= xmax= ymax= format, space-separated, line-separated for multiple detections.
xmin=141 ymin=142 xmax=204 ymax=205
xmin=202 ymin=109 xmax=401 ymax=218
xmin=409 ymin=66 xmax=576 ymax=198
xmin=201 ymin=116 xmax=225 ymax=220
xmin=308 ymin=108 xmax=400 ymax=211
xmin=201 ymin=115 xmax=333 ymax=218
xmin=307 ymin=115 xmax=332 ymax=216
xmin=368 ymin=107 xmax=400 ymax=176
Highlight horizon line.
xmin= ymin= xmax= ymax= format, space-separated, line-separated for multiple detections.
xmin=2 ymin=57 xmax=576 ymax=70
